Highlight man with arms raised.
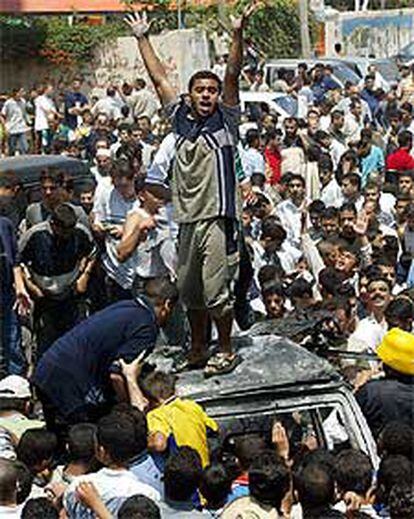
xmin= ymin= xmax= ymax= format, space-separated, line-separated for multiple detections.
xmin=125 ymin=3 xmax=260 ymax=376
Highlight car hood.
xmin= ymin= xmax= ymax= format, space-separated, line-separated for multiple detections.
xmin=150 ymin=334 xmax=340 ymax=401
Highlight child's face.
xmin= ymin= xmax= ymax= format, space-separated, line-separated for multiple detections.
xmin=264 ymin=293 xmax=284 ymax=319
xmin=140 ymin=189 xmax=164 ymax=215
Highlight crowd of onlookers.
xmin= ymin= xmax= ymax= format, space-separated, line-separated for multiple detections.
xmin=1 ymin=28 xmax=414 ymax=517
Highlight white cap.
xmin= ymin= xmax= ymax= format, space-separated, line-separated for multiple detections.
xmin=95 ymin=148 xmax=111 ymax=158
xmin=0 ymin=375 xmax=31 ymax=399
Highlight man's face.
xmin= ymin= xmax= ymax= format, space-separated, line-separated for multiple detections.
xmin=351 ymin=103 xmax=362 ymax=118
xmin=340 ymin=209 xmax=357 ymax=230
xmin=364 ymin=187 xmax=380 ymax=206
xmin=96 ymin=155 xmax=111 ymax=172
xmin=322 ymin=217 xmax=339 ymax=238
xmin=401 ymin=109 xmax=412 ymax=126
xmin=307 ymin=112 xmax=320 ymax=130
xmin=335 ymin=249 xmax=357 ymax=275
xmin=131 ymin=129 xmax=143 ymax=143
xmin=113 ymin=176 xmax=135 ymax=199
xmin=390 ymin=116 xmax=401 ymax=132
xmin=41 ymin=179 xmax=59 ymax=202
xmin=119 ymin=130 xmax=130 ymax=143
xmin=310 ymin=211 xmax=322 ymax=230
xmin=319 ymin=168 xmax=332 ymax=187
xmin=379 ymin=265 xmax=396 ymax=288
xmin=288 ymin=179 xmax=305 ymax=204
xmin=395 ymin=199 xmax=410 ymax=222
xmin=264 ymin=293 xmax=284 ymax=319
xmin=80 ymin=191 xmax=94 ymax=213
xmin=139 ymin=189 xmax=164 ymax=215
xmin=341 ymin=179 xmax=358 ymax=198
xmin=365 ymin=78 xmax=374 ymax=91
xmin=190 ymin=78 xmax=220 ymax=118
xmin=72 ymin=80 xmax=82 ymax=92
xmin=332 ymin=114 xmax=344 ymax=130
xmin=284 ymin=120 xmax=298 ymax=138
xmin=398 ymin=175 xmax=413 ymax=195
xmin=367 ymin=281 xmax=391 ymax=313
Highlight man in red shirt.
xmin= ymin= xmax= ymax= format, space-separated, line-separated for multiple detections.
xmin=386 ymin=130 xmax=414 ymax=171
xmin=264 ymin=128 xmax=282 ymax=185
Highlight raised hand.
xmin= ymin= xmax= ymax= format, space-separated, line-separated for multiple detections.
xmin=352 ymin=210 xmax=369 ymax=237
xmin=124 ymin=11 xmax=151 ymax=39
xmin=231 ymin=0 xmax=264 ymax=30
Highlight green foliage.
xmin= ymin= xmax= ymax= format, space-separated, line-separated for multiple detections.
xmin=40 ymin=17 xmax=126 ymax=67
xmin=0 ymin=16 xmax=46 ymax=60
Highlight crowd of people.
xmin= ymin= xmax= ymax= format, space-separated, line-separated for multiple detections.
xmin=0 ymin=2 xmax=414 ymax=517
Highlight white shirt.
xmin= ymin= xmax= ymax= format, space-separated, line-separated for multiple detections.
xmin=1 ymin=98 xmax=29 ymax=134
xmin=34 ymin=94 xmax=56 ymax=131
xmin=91 ymin=96 xmax=122 ymax=121
xmin=242 ymin=147 xmax=266 ymax=178
xmin=0 ymin=505 xmax=23 ymax=518
xmin=343 ymin=113 xmax=363 ymax=144
xmin=330 ymin=138 xmax=347 ymax=169
xmin=64 ymin=467 xmax=160 ymax=518
xmin=275 ymin=199 xmax=305 ymax=248
xmin=348 ymin=315 xmax=387 ymax=354
xmin=320 ymin=178 xmax=343 ymax=208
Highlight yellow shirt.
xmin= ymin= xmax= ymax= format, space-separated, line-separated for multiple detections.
xmin=147 ymin=397 xmax=218 ymax=467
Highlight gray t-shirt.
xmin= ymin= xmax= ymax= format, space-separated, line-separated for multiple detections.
xmin=1 ymin=98 xmax=29 ymax=134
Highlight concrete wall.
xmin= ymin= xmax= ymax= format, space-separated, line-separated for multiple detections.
xmin=325 ymin=8 xmax=414 ymax=58
xmin=0 ymin=28 xmax=210 ymax=94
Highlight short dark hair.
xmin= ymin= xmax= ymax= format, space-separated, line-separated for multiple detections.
xmin=288 ymin=174 xmax=305 ymax=187
xmin=138 ymin=277 xmax=179 ymax=307
xmin=96 ymin=413 xmax=138 ymax=464
xmin=118 ymin=495 xmax=160 ymax=519
xmin=334 ymin=449 xmax=373 ymax=496
xmin=309 ymin=200 xmax=326 ymax=215
xmin=261 ymin=216 xmax=286 ymax=242
xmin=378 ymin=421 xmax=414 ymax=460
xmin=262 ymin=281 xmax=284 ymax=300
xmin=110 ymin=404 xmax=148 ymax=457
xmin=318 ymin=153 xmax=333 ymax=172
xmin=398 ymin=130 xmax=413 ymax=149
xmin=341 ymin=173 xmax=361 ymax=191
xmin=287 ymin=277 xmax=313 ymax=299
xmin=389 ymin=483 xmax=414 ymax=519
xmin=67 ymin=423 xmax=97 ymax=464
xmin=340 ymin=201 xmax=357 ymax=215
xmin=0 ymin=170 xmax=18 ymax=189
xmin=249 ymin=451 xmax=289 ymax=509
xmin=51 ymin=203 xmax=77 ymax=229
xmin=16 ymin=429 xmax=58 ymax=472
xmin=188 ymin=70 xmax=222 ymax=93
xmin=322 ymin=206 xmax=339 ymax=221
xmin=110 ymin=158 xmax=135 ymax=181
xmin=385 ymin=297 xmax=414 ymax=327
xmin=377 ymin=455 xmax=414 ymax=506
xmin=200 ymin=464 xmax=232 ymax=509
xmin=141 ymin=371 xmax=176 ymax=403
xmin=40 ymin=170 xmax=64 ymax=186
xmin=258 ymin=265 xmax=282 ymax=289
xmin=21 ymin=498 xmax=58 ymax=519
xmin=233 ymin=434 xmax=268 ymax=472
xmin=14 ymin=461 xmax=33 ymax=505
xmin=164 ymin=447 xmax=203 ymax=502
xmin=294 ymin=462 xmax=335 ymax=510
xmin=246 ymin=128 xmax=260 ymax=147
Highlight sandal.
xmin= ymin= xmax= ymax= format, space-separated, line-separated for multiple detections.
xmin=204 ymin=353 xmax=242 ymax=378
xmin=173 ymin=353 xmax=210 ymax=373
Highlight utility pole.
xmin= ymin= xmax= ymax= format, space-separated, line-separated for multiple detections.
xmin=298 ymin=0 xmax=312 ymax=59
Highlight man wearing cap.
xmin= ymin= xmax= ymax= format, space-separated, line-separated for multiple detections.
xmin=0 ymin=375 xmax=44 ymax=441
xmin=19 ymin=203 xmax=95 ymax=356
xmin=356 ymin=327 xmax=414 ymax=438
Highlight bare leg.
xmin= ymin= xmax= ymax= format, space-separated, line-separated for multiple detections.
xmin=188 ymin=309 xmax=209 ymax=363
xmin=214 ymin=310 xmax=233 ymax=356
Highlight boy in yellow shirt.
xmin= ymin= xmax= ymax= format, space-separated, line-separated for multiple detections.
xmin=120 ymin=358 xmax=218 ymax=468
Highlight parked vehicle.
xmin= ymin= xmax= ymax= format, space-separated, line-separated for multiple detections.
xmin=239 ymin=91 xmax=298 ymax=121
xmin=150 ymin=333 xmax=379 ymax=468
xmin=392 ymin=40 xmax=414 ymax=66
xmin=341 ymin=57 xmax=399 ymax=91
xmin=0 ymin=154 xmax=92 ymax=205
xmin=264 ymin=59 xmax=361 ymax=90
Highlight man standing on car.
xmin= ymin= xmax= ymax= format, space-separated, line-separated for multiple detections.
xmin=125 ymin=2 xmax=260 ymax=377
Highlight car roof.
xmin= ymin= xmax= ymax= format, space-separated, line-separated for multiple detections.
xmin=151 ymin=335 xmax=340 ymax=402
xmin=0 ymin=154 xmax=89 ymax=186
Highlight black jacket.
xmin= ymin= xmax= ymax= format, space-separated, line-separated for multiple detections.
xmin=356 ymin=375 xmax=414 ymax=438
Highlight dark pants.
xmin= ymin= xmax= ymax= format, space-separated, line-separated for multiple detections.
xmin=33 ymin=296 xmax=83 ymax=359
xmin=0 ymin=296 xmax=26 ymax=377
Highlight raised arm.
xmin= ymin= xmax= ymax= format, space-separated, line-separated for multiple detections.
xmin=223 ymin=1 xmax=262 ymax=106
xmin=125 ymin=11 xmax=177 ymax=106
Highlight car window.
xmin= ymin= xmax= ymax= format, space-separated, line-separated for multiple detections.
xmin=332 ymin=64 xmax=360 ymax=85
xmin=375 ymin=61 xmax=400 ymax=82
xmin=402 ymin=40 xmax=414 ymax=55
xmin=272 ymin=95 xmax=298 ymax=117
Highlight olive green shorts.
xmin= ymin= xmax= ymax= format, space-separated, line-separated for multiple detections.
xmin=177 ymin=218 xmax=239 ymax=319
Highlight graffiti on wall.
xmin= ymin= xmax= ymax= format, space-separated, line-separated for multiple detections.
xmin=342 ymin=13 xmax=413 ymax=58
